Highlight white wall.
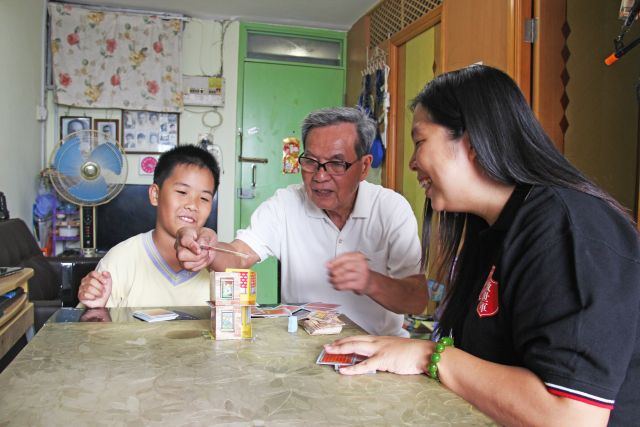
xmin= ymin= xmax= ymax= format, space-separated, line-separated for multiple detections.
xmin=182 ymin=20 xmax=238 ymax=242
xmin=0 ymin=0 xmax=45 ymax=223
xmin=44 ymin=18 xmax=239 ymax=242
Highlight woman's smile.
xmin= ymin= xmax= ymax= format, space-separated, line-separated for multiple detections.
xmin=418 ymin=175 xmax=433 ymax=194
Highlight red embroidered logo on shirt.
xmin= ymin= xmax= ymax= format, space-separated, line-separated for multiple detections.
xmin=477 ymin=265 xmax=499 ymax=318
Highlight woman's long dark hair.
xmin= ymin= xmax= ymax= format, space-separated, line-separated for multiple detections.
xmin=411 ymin=65 xmax=632 ymax=337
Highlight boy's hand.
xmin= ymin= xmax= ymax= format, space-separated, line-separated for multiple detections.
xmin=78 ymin=271 xmax=112 ymax=308
xmin=175 ymin=226 xmax=218 ymax=272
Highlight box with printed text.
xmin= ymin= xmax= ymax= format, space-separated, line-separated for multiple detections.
xmin=209 ymin=303 xmax=252 ymax=340
xmin=210 ymin=269 xmax=257 ymax=306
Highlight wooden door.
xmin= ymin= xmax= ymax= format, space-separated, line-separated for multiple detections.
xmin=441 ymin=0 xmax=533 ymax=97
xmin=441 ymin=0 xmax=567 ymax=151
xmin=385 ymin=0 xmax=568 ymax=190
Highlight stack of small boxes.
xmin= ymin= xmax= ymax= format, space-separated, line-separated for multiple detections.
xmin=209 ymin=269 xmax=257 ymax=340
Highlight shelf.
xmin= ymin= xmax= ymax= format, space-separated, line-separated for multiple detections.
xmin=0 ymin=294 xmax=28 ymax=329
xmin=55 ymin=236 xmax=79 ymax=241
xmin=0 ymin=268 xmax=34 ymax=359
xmin=52 ymin=200 xmax=81 ymax=256
xmin=0 ymin=302 xmax=34 ymax=359
xmin=0 ymin=268 xmax=32 ymax=295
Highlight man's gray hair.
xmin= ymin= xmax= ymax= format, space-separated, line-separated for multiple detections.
xmin=301 ymin=107 xmax=376 ymax=159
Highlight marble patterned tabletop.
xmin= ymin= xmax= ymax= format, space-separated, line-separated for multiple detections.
xmin=0 ymin=308 xmax=495 ymax=426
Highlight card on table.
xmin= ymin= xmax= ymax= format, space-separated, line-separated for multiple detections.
xmin=133 ymin=308 xmax=179 ymax=322
xmin=302 ymin=313 xmax=345 ymax=335
xmin=172 ymin=310 xmax=199 ymax=320
xmin=316 ymin=350 xmax=370 ymax=372
xmin=250 ymin=306 xmax=292 ymax=318
xmin=316 ymin=349 xmax=358 ymax=366
xmin=291 ymin=308 xmax=311 ymax=319
xmin=278 ymin=305 xmax=303 ymax=313
xmin=316 ymin=349 xmax=376 ymax=374
xmin=303 ymin=302 xmax=341 ymax=311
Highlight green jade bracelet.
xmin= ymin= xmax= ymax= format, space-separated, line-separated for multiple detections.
xmin=427 ymin=336 xmax=454 ymax=381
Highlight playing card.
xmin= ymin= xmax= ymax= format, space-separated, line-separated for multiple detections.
xmin=291 ymin=308 xmax=311 ymax=319
xmin=250 ymin=307 xmax=292 ymax=317
xmin=316 ymin=349 xmax=371 ymax=373
xmin=303 ymin=311 xmax=345 ymax=335
xmin=316 ymin=349 xmax=357 ymax=366
xmin=278 ymin=305 xmax=302 ymax=312
xmin=133 ymin=308 xmax=179 ymax=322
xmin=303 ymin=302 xmax=340 ymax=311
xmin=306 ymin=310 xmax=341 ymax=321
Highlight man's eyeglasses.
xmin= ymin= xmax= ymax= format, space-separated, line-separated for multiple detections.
xmin=298 ymin=155 xmax=360 ymax=176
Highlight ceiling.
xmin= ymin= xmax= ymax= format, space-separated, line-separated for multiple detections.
xmin=70 ymin=0 xmax=380 ymax=30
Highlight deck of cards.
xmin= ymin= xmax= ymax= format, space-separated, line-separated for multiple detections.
xmin=251 ymin=302 xmax=341 ymax=319
xmin=302 ymin=311 xmax=345 ymax=335
xmin=316 ymin=349 xmax=366 ymax=371
xmin=133 ymin=308 xmax=179 ymax=322
xmin=251 ymin=306 xmax=293 ymax=318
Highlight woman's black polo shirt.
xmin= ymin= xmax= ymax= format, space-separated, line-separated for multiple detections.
xmin=449 ymin=185 xmax=640 ymax=425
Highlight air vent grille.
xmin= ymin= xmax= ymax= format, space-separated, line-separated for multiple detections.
xmin=369 ymin=0 xmax=442 ymax=48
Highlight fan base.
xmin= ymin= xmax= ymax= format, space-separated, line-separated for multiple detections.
xmin=82 ymin=248 xmax=97 ymax=257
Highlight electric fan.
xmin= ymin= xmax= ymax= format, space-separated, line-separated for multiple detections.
xmin=48 ymin=129 xmax=128 ymax=256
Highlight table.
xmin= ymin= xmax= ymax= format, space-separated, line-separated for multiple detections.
xmin=0 ymin=268 xmax=34 ymax=359
xmin=0 ymin=307 xmax=495 ymax=426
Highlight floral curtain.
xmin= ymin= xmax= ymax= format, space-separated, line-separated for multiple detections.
xmin=48 ymin=2 xmax=184 ymax=112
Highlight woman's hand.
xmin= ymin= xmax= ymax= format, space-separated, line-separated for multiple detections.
xmin=324 ymin=335 xmax=433 ymax=375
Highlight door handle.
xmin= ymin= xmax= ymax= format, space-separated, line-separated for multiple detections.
xmin=237 ymin=128 xmax=268 ymax=163
xmin=251 ymin=164 xmax=257 ymax=188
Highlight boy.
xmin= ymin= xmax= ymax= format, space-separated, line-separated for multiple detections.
xmin=78 ymin=145 xmax=220 ymax=308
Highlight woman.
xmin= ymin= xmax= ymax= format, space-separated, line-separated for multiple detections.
xmin=325 ymin=65 xmax=639 ymax=426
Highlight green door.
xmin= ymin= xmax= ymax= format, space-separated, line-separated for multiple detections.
xmin=238 ymin=61 xmax=344 ymax=304
xmin=402 ymin=26 xmax=437 ymax=238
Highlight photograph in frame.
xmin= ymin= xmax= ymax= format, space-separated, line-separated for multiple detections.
xmin=121 ymin=110 xmax=179 ymax=154
xmin=60 ymin=116 xmax=91 ymax=140
xmin=94 ymin=119 xmax=120 ymax=146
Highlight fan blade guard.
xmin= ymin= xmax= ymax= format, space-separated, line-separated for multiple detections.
xmin=68 ymin=175 xmax=109 ymax=203
xmin=88 ymin=142 xmax=123 ymax=175
xmin=53 ymin=137 xmax=84 ymax=178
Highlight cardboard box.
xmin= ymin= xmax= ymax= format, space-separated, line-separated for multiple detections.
xmin=210 ymin=304 xmax=252 ymax=340
xmin=211 ymin=269 xmax=257 ymax=306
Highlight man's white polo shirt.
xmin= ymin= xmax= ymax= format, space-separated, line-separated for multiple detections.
xmin=236 ymin=181 xmax=421 ymax=336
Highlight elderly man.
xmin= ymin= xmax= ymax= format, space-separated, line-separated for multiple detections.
xmin=177 ymin=107 xmax=425 ymax=336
